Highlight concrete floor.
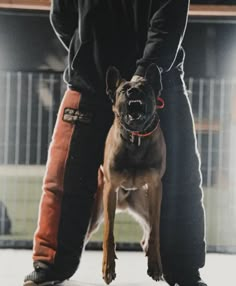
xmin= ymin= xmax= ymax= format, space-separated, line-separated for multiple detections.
xmin=0 ymin=249 xmax=235 ymax=286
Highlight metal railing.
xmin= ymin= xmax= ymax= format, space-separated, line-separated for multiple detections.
xmin=0 ymin=71 xmax=235 ymax=252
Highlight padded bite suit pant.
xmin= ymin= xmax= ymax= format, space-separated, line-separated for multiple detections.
xmin=33 ymin=89 xmax=113 ymax=277
xmin=32 ymin=71 xmax=206 ymax=278
xmin=160 ymin=71 xmax=206 ymax=274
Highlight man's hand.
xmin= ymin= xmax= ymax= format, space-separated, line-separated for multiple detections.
xmin=131 ymin=75 xmax=144 ymax=82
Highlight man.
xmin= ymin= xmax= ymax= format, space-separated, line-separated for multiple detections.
xmin=24 ymin=1 xmax=207 ymax=285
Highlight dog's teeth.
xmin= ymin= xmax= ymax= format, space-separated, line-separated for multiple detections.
xmin=128 ymin=100 xmax=143 ymax=105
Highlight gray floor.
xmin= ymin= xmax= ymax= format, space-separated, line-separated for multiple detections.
xmin=0 ymin=249 xmax=235 ymax=286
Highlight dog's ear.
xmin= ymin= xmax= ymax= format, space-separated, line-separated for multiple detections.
xmin=145 ymin=64 xmax=162 ymax=95
xmin=106 ymin=66 xmax=121 ymax=103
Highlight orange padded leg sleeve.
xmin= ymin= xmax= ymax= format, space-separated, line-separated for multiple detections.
xmin=32 ymin=89 xmax=81 ymax=264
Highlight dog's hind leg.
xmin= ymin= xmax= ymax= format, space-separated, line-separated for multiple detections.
xmin=86 ymin=167 xmax=104 ymax=243
xmin=102 ymin=181 xmax=117 ymax=285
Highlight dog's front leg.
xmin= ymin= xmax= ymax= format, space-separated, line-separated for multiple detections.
xmin=102 ymin=181 xmax=117 ymax=284
xmin=146 ymin=179 xmax=163 ymax=281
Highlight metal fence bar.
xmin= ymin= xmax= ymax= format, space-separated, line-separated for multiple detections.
xmin=48 ymin=74 xmax=54 ymax=146
xmin=60 ymin=73 xmax=65 ymax=101
xmin=229 ymin=81 xmax=236 ymax=186
xmin=4 ymin=73 xmax=11 ymax=165
xmin=26 ymin=73 xmax=33 ymax=165
xmin=228 ymin=80 xmax=236 ymax=247
xmin=206 ymin=79 xmax=214 ymax=187
xmin=187 ymin=77 xmax=194 ymax=106
xmin=15 ymin=72 xmax=22 ymax=165
xmin=197 ymin=78 xmax=204 ymax=154
xmin=36 ymin=73 xmax=43 ymax=165
xmin=215 ymin=79 xmax=225 ymax=245
xmin=228 ymin=81 xmax=236 ymax=200
xmin=218 ymin=79 xmax=225 ymax=187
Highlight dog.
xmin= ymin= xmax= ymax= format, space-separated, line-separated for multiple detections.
xmin=87 ymin=64 xmax=166 ymax=284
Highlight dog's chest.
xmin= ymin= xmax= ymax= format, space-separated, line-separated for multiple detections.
xmin=107 ymin=128 xmax=164 ymax=190
xmin=111 ymin=152 xmax=158 ymax=191
xmin=112 ymin=142 xmax=161 ymax=174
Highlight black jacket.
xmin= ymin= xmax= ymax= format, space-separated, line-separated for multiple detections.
xmin=50 ymin=0 xmax=189 ymax=104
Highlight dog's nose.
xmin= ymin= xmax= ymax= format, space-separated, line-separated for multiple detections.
xmin=127 ymin=87 xmax=139 ymax=98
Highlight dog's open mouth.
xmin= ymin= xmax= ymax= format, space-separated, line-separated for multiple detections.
xmin=127 ymin=100 xmax=146 ymax=121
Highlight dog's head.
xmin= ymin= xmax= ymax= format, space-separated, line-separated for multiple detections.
xmin=106 ymin=64 xmax=162 ymax=132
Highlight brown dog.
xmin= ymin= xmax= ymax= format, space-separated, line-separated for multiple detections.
xmin=87 ymin=64 xmax=166 ymax=284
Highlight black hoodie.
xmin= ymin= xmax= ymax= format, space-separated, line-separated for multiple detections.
xmin=50 ymin=0 xmax=189 ymax=104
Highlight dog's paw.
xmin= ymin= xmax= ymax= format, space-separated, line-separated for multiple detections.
xmin=147 ymin=264 xmax=163 ymax=281
xmin=147 ymin=251 xmax=163 ymax=281
xmin=103 ymin=269 xmax=116 ymax=285
xmin=102 ymin=262 xmax=116 ymax=284
xmin=102 ymin=254 xmax=117 ymax=284
xmin=147 ymin=260 xmax=163 ymax=281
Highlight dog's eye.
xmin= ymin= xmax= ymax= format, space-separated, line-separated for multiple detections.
xmin=119 ymin=89 xmax=126 ymax=96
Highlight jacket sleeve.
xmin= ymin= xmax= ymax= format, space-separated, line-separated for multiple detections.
xmin=50 ymin=0 xmax=78 ymax=51
xmin=135 ymin=0 xmax=189 ymax=76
